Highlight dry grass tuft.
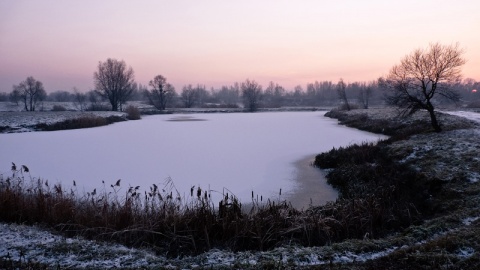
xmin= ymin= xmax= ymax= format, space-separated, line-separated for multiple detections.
xmin=125 ymin=105 xmax=141 ymax=120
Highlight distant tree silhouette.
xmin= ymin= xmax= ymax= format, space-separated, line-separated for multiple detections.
xmin=94 ymin=58 xmax=136 ymax=111
xmin=181 ymin=84 xmax=197 ymax=108
xmin=180 ymin=84 xmax=208 ymax=108
xmin=380 ymin=43 xmax=465 ymax=132
xmin=357 ymin=82 xmax=374 ymax=109
xmin=145 ymin=75 xmax=177 ymax=110
xmin=336 ymin=79 xmax=350 ymax=111
xmin=241 ymin=79 xmax=262 ymax=112
xmin=72 ymin=87 xmax=88 ymax=111
xmin=211 ymin=84 xmax=240 ymax=106
xmin=12 ymin=76 xmax=46 ymax=111
xmin=264 ymin=81 xmax=286 ymax=108
xmin=9 ymin=88 xmax=21 ymax=105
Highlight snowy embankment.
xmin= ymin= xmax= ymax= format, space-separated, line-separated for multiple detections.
xmin=1 ymin=108 xmax=480 ymax=269
xmin=1 ymin=215 xmax=478 ymax=269
xmin=0 ymin=111 xmax=125 ymax=133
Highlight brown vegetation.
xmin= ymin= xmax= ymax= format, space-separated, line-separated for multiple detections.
xmin=125 ymin=105 xmax=141 ymax=120
xmin=34 ymin=115 xmax=126 ymax=131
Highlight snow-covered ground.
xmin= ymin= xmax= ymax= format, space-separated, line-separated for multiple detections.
xmin=0 ymin=221 xmax=393 ymax=268
xmin=0 ymin=111 xmax=125 ymax=133
xmin=0 ymin=222 xmax=449 ymax=269
xmin=2 ymin=214 xmax=478 ymax=269
xmin=443 ymin=109 xmax=480 ymax=124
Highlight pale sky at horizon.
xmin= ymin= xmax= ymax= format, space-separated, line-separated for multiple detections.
xmin=1 ymin=0 xmax=479 ymax=93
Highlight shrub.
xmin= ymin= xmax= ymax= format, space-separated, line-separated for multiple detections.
xmin=51 ymin=104 xmax=67 ymax=111
xmin=125 ymin=105 xmax=141 ymax=120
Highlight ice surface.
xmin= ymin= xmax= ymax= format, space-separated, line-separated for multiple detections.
xmin=0 ymin=112 xmax=386 ymax=206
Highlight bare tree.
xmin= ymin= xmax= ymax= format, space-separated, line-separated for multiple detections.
xmin=145 ymin=75 xmax=176 ymax=110
xmin=380 ymin=43 xmax=465 ymax=132
xmin=241 ymin=79 xmax=262 ymax=112
xmin=13 ymin=76 xmax=47 ymax=111
xmin=9 ymin=88 xmax=21 ymax=105
xmin=291 ymin=85 xmax=304 ymax=106
xmin=358 ymin=82 xmax=374 ymax=109
xmin=94 ymin=58 xmax=135 ymax=111
xmin=211 ymin=84 xmax=240 ymax=106
xmin=336 ymin=78 xmax=350 ymax=111
xmin=181 ymin=84 xmax=197 ymax=108
xmin=72 ymin=87 xmax=88 ymax=111
xmin=0 ymin=92 xmax=7 ymax=102
xmin=264 ymin=81 xmax=286 ymax=108
xmin=180 ymin=84 xmax=208 ymax=108
xmin=47 ymin=90 xmax=73 ymax=102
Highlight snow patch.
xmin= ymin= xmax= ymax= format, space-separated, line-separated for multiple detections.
xmin=457 ymin=247 xmax=475 ymax=259
xmin=0 ymin=223 xmax=166 ymax=268
xmin=462 ymin=216 xmax=479 ymax=226
xmin=468 ymin=172 xmax=480 ymax=183
xmin=0 ymin=222 xmax=405 ymax=268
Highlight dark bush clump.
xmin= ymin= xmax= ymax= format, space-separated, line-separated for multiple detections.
xmin=125 ymin=105 xmax=141 ymax=120
xmin=51 ymin=105 xmax=67 ymax=111
xmin=87 ymin=104 xmax=111 ymax=111
xmin=314 ymin=142 xmax=381 ymax=168
xmin=315 ymin=142 xmax=440 ymax=234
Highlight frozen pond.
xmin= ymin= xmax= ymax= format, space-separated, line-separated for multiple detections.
xmin=0 ymin=112 xmax=386 ymax=208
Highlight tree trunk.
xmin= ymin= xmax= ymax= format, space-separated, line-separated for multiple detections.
xmin=426 ymin=106 xmax=442 ymax=132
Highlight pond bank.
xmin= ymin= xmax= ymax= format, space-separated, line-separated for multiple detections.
xmin=314 ymin=108 xmax=480 ymax=269
xmin=287 ymin=155 xmax=338 ymax=209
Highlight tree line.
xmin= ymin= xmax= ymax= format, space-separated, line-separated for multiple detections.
xmin=1 ymin=43 xmax=479 ymax=131
xmin=3 ymin=71 xmax=478 ymax=113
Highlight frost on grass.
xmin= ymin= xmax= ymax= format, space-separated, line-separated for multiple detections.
xmin=0 ymin=223 xmax=165 ymax=268
xmin=462 ymin=216 xmax=479 ymax=226
xmin=0 ymin=222 xmax=417 ymax=269
xmin=457 ymin=247 xmax=475 ymax=259
xmin=389 ymin=128 xmax=480 ymax=183
xmin=0 ymin=111 xmax=125 ymax=133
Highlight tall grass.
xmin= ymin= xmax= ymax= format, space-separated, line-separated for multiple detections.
xmin=1 ymin=148 xmax=434 ymax=256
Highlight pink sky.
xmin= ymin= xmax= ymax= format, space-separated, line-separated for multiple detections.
xmin=1 ymin=0 xmax=479 ymax=93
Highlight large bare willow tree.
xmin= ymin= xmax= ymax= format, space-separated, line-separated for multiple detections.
xmin=94 ymin=58 xmax=136 ymax=111
xmin=380 ymin=43 xmax=465 ymax=132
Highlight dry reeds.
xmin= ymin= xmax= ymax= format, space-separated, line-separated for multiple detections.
xmin=1 ymin=146 xmax=433 ymax=256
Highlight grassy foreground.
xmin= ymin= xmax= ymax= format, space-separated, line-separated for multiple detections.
xmin=1 ymin=108 xmax=480 ymax=269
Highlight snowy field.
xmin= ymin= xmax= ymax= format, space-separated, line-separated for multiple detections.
xmin=2 ymin=109 xmax=480 ymax=269
xmin=0 ymin=111 xmax=386 ymax=208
